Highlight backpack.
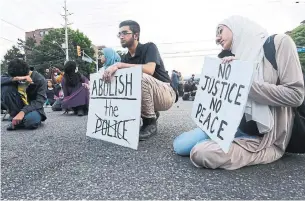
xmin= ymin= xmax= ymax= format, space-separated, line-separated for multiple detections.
xmin=263 ymin=34 xmax=305 ymax=153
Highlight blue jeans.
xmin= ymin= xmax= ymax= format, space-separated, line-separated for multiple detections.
xmin=2 ymin=83 xmax=42 ymax=129
xmin=173 ymin=127 xmax=257 ymax=156
xmin=13 ymin=111 xmax=42 ymax=129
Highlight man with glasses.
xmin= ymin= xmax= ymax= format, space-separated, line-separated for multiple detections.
xmin=102 ymin=20 xmax=178 ymax=141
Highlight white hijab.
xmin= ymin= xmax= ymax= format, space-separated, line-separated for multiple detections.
xmin=218 ymin=15 xmax=274 ymax=134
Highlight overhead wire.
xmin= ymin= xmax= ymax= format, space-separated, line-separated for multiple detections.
xmin=5 ymin=0 xmax=298 ymax=61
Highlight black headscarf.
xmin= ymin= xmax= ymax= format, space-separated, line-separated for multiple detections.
xmin=63 ymin=61 xmax=82 ymax=87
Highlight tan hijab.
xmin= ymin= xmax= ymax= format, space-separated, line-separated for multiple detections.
xmin=217 ymin=15 xmax=274 ymax=134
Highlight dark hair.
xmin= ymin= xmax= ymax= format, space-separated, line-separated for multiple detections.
xmin=119 ymin=20 xmax=140 ymax=41
xmin=63 ymin=61 xmax=82 ymax=87
xmin=218 ymin=50 xmax=235 ymax=58
xmin=7 ymin=59 xmax=29 ymax=77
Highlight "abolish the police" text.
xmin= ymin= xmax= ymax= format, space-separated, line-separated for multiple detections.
xmin=91 ymin=73 xmax=133 ymax=97
xmin=91 ymin=72 xmax=136 ymax=144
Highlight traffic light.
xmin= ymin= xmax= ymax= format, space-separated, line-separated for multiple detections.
xmin=77 ymin=46 xmax=81 ymax=57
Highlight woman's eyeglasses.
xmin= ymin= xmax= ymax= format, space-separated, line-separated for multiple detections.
xmin=216 ymin=27 xmax=223 ymax=37
xmin=216 ymin=26 xmax=223 ymax=45
xmin=117 ymin=31 xmax=133 ymax=38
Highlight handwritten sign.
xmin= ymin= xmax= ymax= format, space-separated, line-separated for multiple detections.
xmin=86 ymin=66 xmax=142 ymax=150
xmin=192 ymin=57 xmax=254 ymax=153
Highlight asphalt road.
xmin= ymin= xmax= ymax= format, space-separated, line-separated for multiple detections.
xmin=1 ymin=100 xmax=305 ymax=200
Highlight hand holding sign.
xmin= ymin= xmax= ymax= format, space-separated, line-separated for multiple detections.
xmin=86 ymin=66 xmax=142 ymax=150
xmin=192 ymin=57 xmax=254 ymax=153
xmin=221 ymin=56 xmax=236 ymax=64
xmin=102 ymin=63 xmax=121 ymax=82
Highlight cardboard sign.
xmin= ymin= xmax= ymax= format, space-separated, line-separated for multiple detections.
xmin=86 ymin=66 xmax=142 ymax=150
xmin=192 ymin=57 xmax=254 ymax=153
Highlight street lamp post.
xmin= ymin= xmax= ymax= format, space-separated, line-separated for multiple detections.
xmin=52 ymin=41 xmax=66 ymax=55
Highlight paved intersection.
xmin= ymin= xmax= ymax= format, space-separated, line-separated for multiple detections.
xmin=1 ymin=100 xmax=305 ymax=199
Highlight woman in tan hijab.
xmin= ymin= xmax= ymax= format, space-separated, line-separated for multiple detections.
xmin=173 ymin=15 xmax=304 ymax=170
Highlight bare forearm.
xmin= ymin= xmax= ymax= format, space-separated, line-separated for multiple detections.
xmin=117 ymin=62 xmax=137 ymax=69
xmin=117 ymin=63 xmax=155 ymax=75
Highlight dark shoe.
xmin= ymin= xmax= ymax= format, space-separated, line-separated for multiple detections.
xmin=139 ymin=118 xmax=157 ymax=141
xmin=155 ymin=111 xmax=160 ymax=121
xmin=77 ymin=109 xmax=85 ymax=116
xmin=6 ymin=124 xmax=16 ymax=131
xmin=6 ymin=123 xmax=23 ymax=131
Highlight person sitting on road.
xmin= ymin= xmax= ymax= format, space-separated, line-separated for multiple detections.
xmin=50 ymin=67 xmax=64 ymax=84
xmin=188 ymin=74 xmax=195 ymax=84
xmin=178 ymin=72 xmax=184 ymax=96
xmin=182 ymin=74 xmax=198 ymax=101
xmin=173 ymin=15 xmax=304 ymax=170
xmin=61 ymin=61 xmax=90 ymax=116
xmin=45 ymin=80 xmax=56 ymax=106
xmin=186 ymin=74 xmax=197 ymax=92
xmin=1 ymin=59 xmax=47 ymax=130
xmin=102 ymin=20 xmax=178 ymax=141
xmin=100 ymin=47 xmax=121 ymax=69
xmin=171 ymin=70 xmax=179 ymax=91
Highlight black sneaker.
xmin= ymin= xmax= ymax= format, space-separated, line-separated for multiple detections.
xmin=6 ymin=124 xmax=16 ymax=131
xmin=77 ymin=109 xmax=85 ymax=116
xmin=139 ymin=119 xmax=157 ymax=141
xmin=155 ymin=111 xmax=160 ymax=121
xmin=6 ymin=123 xmax=23 ymax=131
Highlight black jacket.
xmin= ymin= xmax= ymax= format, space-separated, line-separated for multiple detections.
xmin=1 ymin=71 xmax=47 ymax=121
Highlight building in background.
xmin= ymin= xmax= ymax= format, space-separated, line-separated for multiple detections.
xmin=25 ymin=28 xmax=53 ymax=44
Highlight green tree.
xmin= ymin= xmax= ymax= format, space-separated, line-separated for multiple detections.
xmin=290 ymin=24 xmax=305 ymax=73
xmin=1 ymin=45 xmax=24 ymax=74
xmin=27 ymin=28 xmax=96 ymax=77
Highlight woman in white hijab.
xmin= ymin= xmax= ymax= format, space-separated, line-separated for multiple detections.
xmin=173 ymin=15 xmax=304 ymax=170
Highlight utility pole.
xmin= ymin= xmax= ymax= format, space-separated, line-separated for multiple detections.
xmin=62 ymin=0 xmax=73 ymax=63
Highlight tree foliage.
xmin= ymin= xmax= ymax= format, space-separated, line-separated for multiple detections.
xmin=27 ymin=28 xmax=96 ymax=77
xmin=290 ymin=24 xmax=305 ymax=73
xmin=1 ymin=45 xmax=24 ymax=74
xmin=1 ymin=28 xmax=96 ymax=77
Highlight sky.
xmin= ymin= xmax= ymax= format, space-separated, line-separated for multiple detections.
xmin=1 ymin=0 xmax=305 ymax=76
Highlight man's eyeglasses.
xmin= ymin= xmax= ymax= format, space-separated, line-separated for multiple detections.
xmin=117 ymin=31 xmax=133 ymax=38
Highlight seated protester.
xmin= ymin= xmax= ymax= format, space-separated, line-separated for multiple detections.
xmin=44 ymin=68 xmax=52 ymax=79
xmin=171 ymin=70 xmax=179 ymax=91
xmin=52 ymin=85 xmax=64 ymax=112
xmin=49 ymin=67 xmax=64 ymax=84
xmin=46 ymin=80 xmax=56 ymax=106
xmin=61 ymin=61 xmax=90 ymax=116
xmin=183 ymin=74 xmax=197 ymax=98
xmin=178 ymin=72 xmax=184 ymax=96
xmin=102 ymin=20 xmax=178 ymax=141
xmin=188 ymin=74 xmax=195 ymax=85
xmin=1 ymin=59 xmax=47 ymax=130
xmin=173 ymin=15 xmax=304 ymax=170
xmin=100 ymin=47 xmax=121 ymax=69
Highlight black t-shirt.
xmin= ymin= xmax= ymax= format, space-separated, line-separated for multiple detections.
xmin=46 ymin=88 xmax=55 ymax=100
xmin=121 ymin=42 xmax=171 ymax=83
